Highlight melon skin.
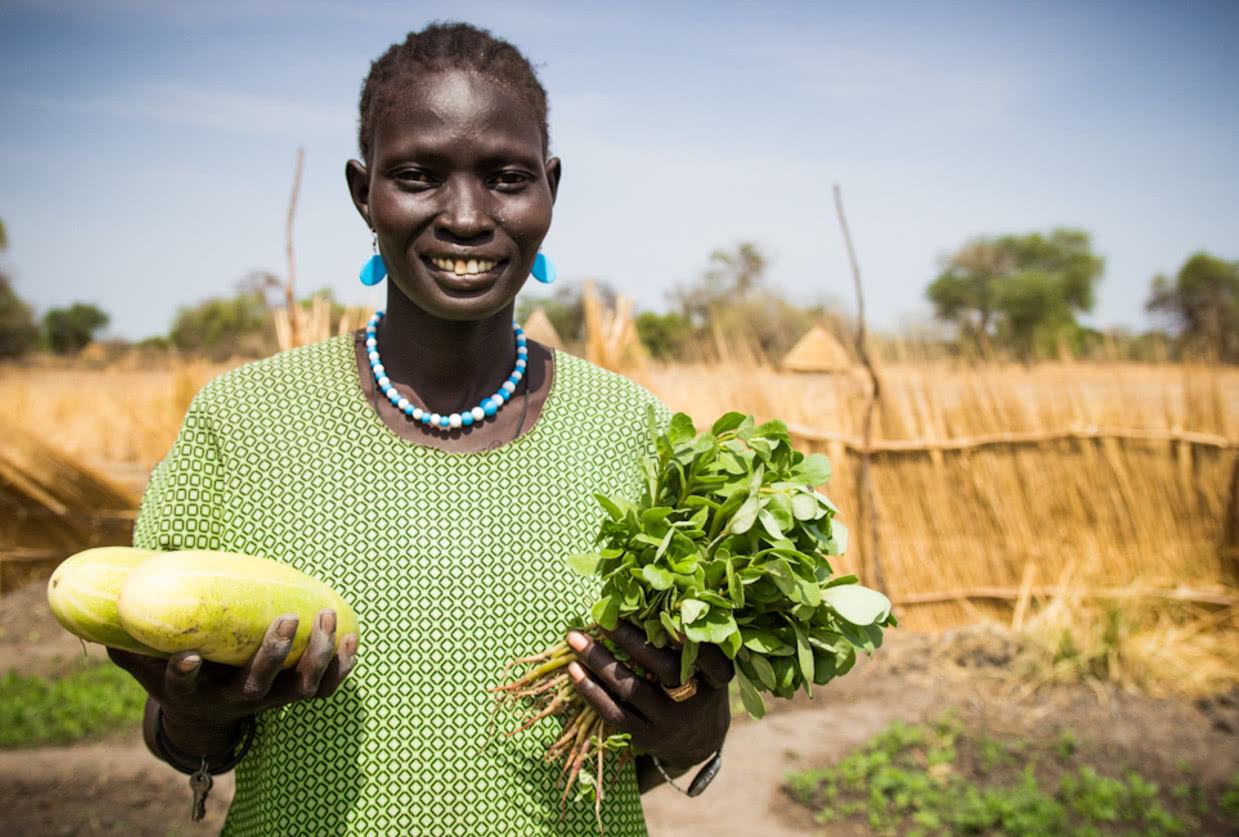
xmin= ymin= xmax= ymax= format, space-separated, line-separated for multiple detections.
xmin=117 ymin=550 xmax=359 ymax=668
xmin=46 ymin=546 xmax=168 ymax=657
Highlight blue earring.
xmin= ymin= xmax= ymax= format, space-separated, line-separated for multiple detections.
xmin=360 ymin=233 xmax=387 ymax=286
xmin=531 ymin=251 xmax=557 ymax=284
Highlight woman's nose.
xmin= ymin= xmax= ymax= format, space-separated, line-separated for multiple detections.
xmin=435 ymin=178 xmax=493 ymax=243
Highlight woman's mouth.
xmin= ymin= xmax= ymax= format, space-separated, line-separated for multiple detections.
xmin=422 ymin=255 xmax=507 ymax=292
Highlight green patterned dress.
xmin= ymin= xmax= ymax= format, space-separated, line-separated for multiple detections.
xmin=131 ymin=333 xmax=670 ymax=836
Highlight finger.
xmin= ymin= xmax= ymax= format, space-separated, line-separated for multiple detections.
xmin=163 ymin=651 xmax=202 ymax=698
xmin=236 ymin=615 xmax=297 ymax=700
xmin=568 ymin=661 xmax=652 ymax=739
xmin=106 ymin=646 xmax=165 ymax=691
xmin=292 ymin=610 xmax=336 ymax=698
xmin=694 ymin=644 xmax=735 ymax=690
xmin=567 ymin=631 xmax=663 ymax=717
xmin=315 ymin=633 xmax=358 ymax=699
xmin=600 ymin=621 xmax=681 ymax=687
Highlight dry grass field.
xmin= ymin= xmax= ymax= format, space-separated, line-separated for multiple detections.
xmin=2 ymin=351 xmax=1237 ymax=695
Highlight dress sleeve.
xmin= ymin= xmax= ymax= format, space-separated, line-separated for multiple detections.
xmin=131 ymin=393 xmax=227 ymax=552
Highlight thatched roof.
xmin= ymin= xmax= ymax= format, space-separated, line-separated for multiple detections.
xmin=522 ymin=306 xmax=564 ymax=350
xmin=782 ymin=325 xmax=854 ymax=373
xmin=0 ymin=418 xmax=138 ymax=593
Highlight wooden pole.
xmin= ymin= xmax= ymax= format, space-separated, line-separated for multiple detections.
xmin=832 ymin=184 xmax=886 ymax=594
xmin=284 ymin=147 xmax=305 ymax=348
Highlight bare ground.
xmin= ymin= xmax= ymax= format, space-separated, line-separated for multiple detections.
xmin=3 ymin=582 xmax=1237 ymax=836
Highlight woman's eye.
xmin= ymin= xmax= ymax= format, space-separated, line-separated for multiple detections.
xmin=492 ymin=171 xmax=531 ymax=189
xmin=394 ymin=169 xmax=434 ymax=186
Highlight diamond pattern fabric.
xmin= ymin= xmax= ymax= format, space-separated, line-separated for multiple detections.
xmin=132 ymin=333 xmax=671 ymax=836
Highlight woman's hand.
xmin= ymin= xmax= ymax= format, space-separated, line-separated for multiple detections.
xmin=108 ymin=610 xmax=359 ymax=751
xmin=566 ymin=621 xmax=732 ymax=769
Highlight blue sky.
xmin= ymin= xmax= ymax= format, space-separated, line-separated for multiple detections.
xmin=1 ymin=0 xmax=1236 ymax=340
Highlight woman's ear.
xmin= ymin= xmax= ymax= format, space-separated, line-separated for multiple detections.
xmin=545 ymin=157 xmax=562 ymax=204
xmin=345 ymin=159 xmax=372 ymax=227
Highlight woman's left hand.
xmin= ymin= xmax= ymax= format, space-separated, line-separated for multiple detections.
xmin=566 ymin=621 xmax=732 ymax=769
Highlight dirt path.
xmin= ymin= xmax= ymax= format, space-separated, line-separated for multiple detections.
xmin=3 ymin=622 xmax=1235 ymax=835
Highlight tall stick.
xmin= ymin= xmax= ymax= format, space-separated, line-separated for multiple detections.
xmin=832 ymin=184 xmax=887 ymax=594
xmin=284 ymin=147 xmax=305 ymax=348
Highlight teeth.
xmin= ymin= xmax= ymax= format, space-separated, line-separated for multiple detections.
xmin=430 ymin=257 xmax=498 ymax=276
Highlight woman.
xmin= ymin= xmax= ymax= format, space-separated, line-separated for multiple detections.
xmin=108 ymin=22 xmax=731 ymax=836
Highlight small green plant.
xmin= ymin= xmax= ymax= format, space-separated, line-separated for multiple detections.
xmin=0 ymin=662 xmax=146 ymax=747
xmin=783 ymin=717 xmax=1207 ymax=836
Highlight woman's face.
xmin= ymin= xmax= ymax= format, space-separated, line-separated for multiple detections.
xmin=347 ymin=70 xmax=560 ymax=322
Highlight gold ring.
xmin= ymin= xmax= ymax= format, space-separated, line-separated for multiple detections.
xmin=662 ymin=679 xmax=699 ymax=702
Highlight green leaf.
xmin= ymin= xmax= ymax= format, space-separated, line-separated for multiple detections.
xmin=591 ymin=594 xmax=620 ymax=630
xmin=735 ymin=669 xmax=767 ymax=719
xmin=730 ymin=495 xmax=760 ymax=534
xmin=642 ymin=564 xmax=675 ymax=591
xmin=680 ymin=598 xmax=709 ymax=624
xmin=747 ymin=651 xmax=777 ymax=690
xmin=593 ymin=493 xmax=628 ymax=522
xmin=721 ymin=628 xmax=743 ymax=659
xmin=793 ymin=453 xmax=832 ymax=486
xmin=679 ymin=640 xmax=698 ymax=685
xmin=659 ymin=611 xmax=682 ymax=643
xmin=667 ymin=413 xmax=696 ymax=446
xmin=726 ymin=559 xmax=744 ymax=607
xmin=711 ymin=412 xmax=746 ymax=435
xmin=683 ymin=608 xmax=738 ymax=644
xmin=758 ymin=508 xmax=784 ymax=542
xmin=642 ymin=618 xmax=668 ymax=648
xmin=742 ymin=628 xmax=792 ymax=656
xmin=821 ymin=584 xmax=892 ymax=626
xmin=566 ymin=552 xmax=602 ymax=576
xmin=791 ymin=492 xmax=819 ymax=521
xmin=792 ymin=622 xmax=814 ymax=696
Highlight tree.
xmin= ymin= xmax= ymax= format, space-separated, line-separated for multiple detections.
xmin=634 ymin=310 xmax=693 ymax=360
xmin=170 ymin=290 xmax=275 ymax=359
xmin=0 ymin=219 xmax=39 ymax=359
xmin=1146 ymin=252 xmax=1239 ymax=362
xmin=670 ymin=242 xmax=767 ymax=329
xmin=928 ymin=229 xmax=1104 ymax=360
xmin=0 ymin=276 xmax=38 ymax=359
xmin=41 ymin=303 xmax=109 ymax=354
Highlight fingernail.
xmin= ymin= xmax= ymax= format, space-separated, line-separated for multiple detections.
xmin=566 ymin=631 xmax=588 ymax=652
xmin=176 ymin=655 xmax=200 ymax=673
xmin=567 ymin=662 xmax=585 ymax=682
xmin=278 ymin=617 xmax=298 ymax=641
xmin=344 ymin=634 xmax=358 ymax=655
xmin=321 ymin=611 xmax=336 ymax=633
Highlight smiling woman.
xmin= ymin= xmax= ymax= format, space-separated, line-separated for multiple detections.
xmin=106 ymin=21 xmax=731 ymax=837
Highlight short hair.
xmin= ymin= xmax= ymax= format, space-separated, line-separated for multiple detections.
xmin=358 ymin=22 xmax=550 ymax=163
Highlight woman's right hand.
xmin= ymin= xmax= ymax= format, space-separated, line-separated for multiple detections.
xmin=108 ymin=609 xmax=359 ymax=745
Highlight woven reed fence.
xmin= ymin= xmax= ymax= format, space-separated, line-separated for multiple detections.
xmin=641 ymin=360 xmax=1239 ymax=629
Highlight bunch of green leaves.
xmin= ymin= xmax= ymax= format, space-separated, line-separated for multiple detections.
xmin=568 ymin=408 xmax=896 ymax=718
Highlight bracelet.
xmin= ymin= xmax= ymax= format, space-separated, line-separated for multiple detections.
xmin=651 ymin=745 xmax=723 ymax=797
xmin=154 ymin=706 xmax=257 ymax=775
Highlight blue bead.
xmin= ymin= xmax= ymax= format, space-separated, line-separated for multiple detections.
xmin=403 ymin=405 xmax=414 ymax=415
xmin=483 ymin=401 xmax=498 ymax=417
xmin=439 ymin=416 xmax=450 ymax=428
xmin=461 ymin=413 xmax=474 ymax=427
xmin=420 ymin=414 xmax=430 ymax=424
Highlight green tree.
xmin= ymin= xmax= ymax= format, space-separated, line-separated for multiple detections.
xmin=1146 ymin=252 xmax=1239 ymax=362
xmin=634 ymin=310 xmax=693 ymax=360
xmin=0 ymin=277 xmax=38 ymax=359
xmin=170 ymin=290 xmax=274 ymax=359
xmin=671 ymin=242 xmax=768 ymax=329
xmin=0 ymin=219 xmax=40 ymax=359
xmin=41 ymin=303 xmax=109 ymax=354
xmin=928 ymin=229 xmax=1104 ymax=360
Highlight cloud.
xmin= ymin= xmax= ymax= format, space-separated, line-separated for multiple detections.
xmin=22 ymin=82 xmax=351 ymax=139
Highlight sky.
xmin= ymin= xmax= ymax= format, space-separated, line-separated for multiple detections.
xmin=1 ymin=0 xmax=1237 ymax=341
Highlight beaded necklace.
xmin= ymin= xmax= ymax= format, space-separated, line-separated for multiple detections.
xmin=364 ymin=309 xmax=528 ymax=431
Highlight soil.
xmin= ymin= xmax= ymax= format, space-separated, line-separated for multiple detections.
xmin=3 ymin=586 xmax=1237 ymax=836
